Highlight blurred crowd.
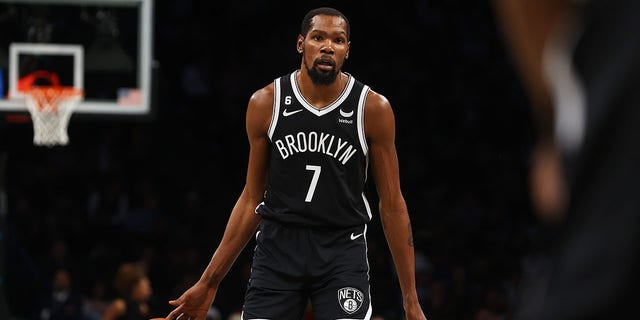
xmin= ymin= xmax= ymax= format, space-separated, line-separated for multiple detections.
xmin=1 ymin=1 xmax=543 ymax=319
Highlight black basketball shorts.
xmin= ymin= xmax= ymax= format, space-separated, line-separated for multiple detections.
xmin=241 ymin=218 xmax=372 ymax=320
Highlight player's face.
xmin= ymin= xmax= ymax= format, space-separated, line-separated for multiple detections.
xmin=299 ymin=15 xmax=350 ymax=85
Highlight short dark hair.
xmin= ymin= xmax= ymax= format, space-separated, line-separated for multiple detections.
xmin=300 ymin=7 xmax=350 ymax=40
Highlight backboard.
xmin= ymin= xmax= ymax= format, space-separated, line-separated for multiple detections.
xmin=0 ymin=0 xmax=153 ymax=115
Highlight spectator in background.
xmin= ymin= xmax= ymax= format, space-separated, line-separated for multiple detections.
xmin=34 ymin=267 xmax=84 ymax=320
xmin=83 ymin=278 xmax=110 ymax=320
xmin=226 ymin=311 xmax=241 ymax=320
xmin=101 ymin=262 xmax=153 ymax=320
xmin=204 ymin=306 xmax=222 ymax=320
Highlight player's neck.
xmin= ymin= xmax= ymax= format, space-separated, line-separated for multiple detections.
xmin=296 ymin=70 xmax=347 ymax=109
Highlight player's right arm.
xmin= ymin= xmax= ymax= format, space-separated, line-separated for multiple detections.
xmin=166 ymin=83 xmax=274 ymax=320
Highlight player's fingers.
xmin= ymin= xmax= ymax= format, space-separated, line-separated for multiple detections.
xmin=168 ymin=296 xmax=183 ymax=306
xmin=165 ymin=304 xmax=184 ymax=320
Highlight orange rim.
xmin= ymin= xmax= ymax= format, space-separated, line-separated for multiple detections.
xmin=24 ymin=86 xmax=84 ymax=110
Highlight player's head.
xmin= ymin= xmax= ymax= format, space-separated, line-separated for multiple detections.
xmin=298 ymin=7 xmax=350 ymax=85
xmin=301 ymin=7 xmax=350 ymax=40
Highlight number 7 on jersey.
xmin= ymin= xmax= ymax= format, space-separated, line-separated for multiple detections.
xmin=305 ymin=165 xmax=321 ymax=202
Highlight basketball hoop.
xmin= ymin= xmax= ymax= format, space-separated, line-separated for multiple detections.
xmin=24 ymin=86 xmax=83 ymax=147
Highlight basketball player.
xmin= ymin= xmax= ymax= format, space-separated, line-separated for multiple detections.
xmin=166 ymin=7 xmax=427 ymax=320
xmin=492 ymin=0 xmax=640 ymax=318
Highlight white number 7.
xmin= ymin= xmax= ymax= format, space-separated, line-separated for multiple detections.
xmin=305 ymin=165 xmax=321 ymax=202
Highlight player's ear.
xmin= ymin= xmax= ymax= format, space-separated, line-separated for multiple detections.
xmin=346 ymin=41 xmax=351 ymax=59
xmin=297 ymin=35 xmax=304 ymax=53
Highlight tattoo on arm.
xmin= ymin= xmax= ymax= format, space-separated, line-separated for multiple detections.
xmin=205 ymin=273 xmax=221 ymax=288
xmin=407 ymin=222 xmax=414 ymax=247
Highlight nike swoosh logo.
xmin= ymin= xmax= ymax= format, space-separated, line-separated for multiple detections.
xmin=283 ymin=109 xmax=303 ymax=117
xmin=350 ymin=232 xmax=364 ymax=240
xmin=340 ymin=109 xmax=354 ymax=118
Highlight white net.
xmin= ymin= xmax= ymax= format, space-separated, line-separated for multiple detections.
xmin=24 ymin=87 xmax=83 ymax=147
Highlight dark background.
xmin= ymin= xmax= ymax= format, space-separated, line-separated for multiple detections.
xmin=0 ymin=1 xmax=545 ymax=319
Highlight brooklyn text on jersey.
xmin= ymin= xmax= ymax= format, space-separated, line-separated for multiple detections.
xmin=274 ymin=131 xmax=358 ymax=164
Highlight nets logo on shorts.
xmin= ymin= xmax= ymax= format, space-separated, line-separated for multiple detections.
xmin=337 ymin=287 xmax=364 ymax=314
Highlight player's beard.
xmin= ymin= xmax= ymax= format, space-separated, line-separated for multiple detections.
xmin=304 ymin=58 xmax=338 ymax=86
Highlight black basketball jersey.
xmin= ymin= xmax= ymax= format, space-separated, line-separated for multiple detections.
xmin=255 ymin=71 xmax=372 ymax=228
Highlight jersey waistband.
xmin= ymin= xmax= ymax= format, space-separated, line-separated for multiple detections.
xmin=260 ymin=215 xmax=365 ymax=232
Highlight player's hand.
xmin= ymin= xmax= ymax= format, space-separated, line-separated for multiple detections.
xmin=166 ymin=280 xmax=217 ymax=320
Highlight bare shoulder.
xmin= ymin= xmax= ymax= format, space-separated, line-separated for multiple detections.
xmin=248 ymin=82 xmax=275 ymax=112
xmin=246 ymin=81 xmax=275 ymax=135
xmin=364 ymin=89 xmax=393 ymax=116
xmin=364 ymin=89 xmax=395 ymax=139
xmin=102 ymin=298 xmax=126 ymax=319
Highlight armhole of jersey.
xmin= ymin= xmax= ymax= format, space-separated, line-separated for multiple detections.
xmin=268 ymin=78 xmax=281 ymax=140
xmin=357 ymin=85 xmax=370 ymax=156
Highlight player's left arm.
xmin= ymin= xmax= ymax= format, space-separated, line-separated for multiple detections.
xmin=365 ymin=90 xmax=427 ymax=320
